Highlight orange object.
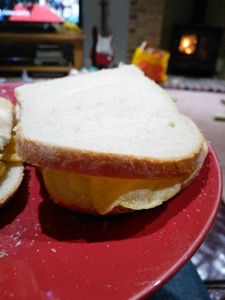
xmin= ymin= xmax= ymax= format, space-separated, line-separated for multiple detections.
xmin=131 ymin=41 xmax=170 ymax=83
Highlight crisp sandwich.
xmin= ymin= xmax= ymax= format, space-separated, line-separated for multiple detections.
xmin=15 ymin=65 xmax=208 ymax=214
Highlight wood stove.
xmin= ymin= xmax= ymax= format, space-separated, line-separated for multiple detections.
xmin=168 ymin=24 xmax=223 ymax=77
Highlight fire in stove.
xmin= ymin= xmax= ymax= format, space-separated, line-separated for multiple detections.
xmin=168 ymin=0 xmax=223 ymax=76
xmin=178 ymin=34 xmax=197 ymax=55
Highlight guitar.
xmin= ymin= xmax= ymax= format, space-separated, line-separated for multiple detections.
xmin=91 ymin=0 xmax=114 ymax=68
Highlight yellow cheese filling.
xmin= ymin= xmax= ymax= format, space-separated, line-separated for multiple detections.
xmin=43 ymin=168 xmax=188 ymax=215
xmin=0 ymin=135 xmax=21 ymax=179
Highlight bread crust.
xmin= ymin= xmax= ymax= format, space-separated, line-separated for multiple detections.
xmin=16 ymin=134 xmax=207 ymax=179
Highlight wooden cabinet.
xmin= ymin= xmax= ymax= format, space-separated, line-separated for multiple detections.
xmin=0 ymin=31 xmax=85 ymax=73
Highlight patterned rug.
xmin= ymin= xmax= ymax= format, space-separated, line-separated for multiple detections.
xmin=163 ymin=76 xmax=225 ymax=93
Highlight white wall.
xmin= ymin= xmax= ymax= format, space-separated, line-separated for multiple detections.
xmin=82 ymin=0 xmax=130 ymax=68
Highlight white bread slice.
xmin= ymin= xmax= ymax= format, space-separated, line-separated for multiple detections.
xmin=15 ymin=65 xmax=207 ymax=180
xmin=0 ymin=162 xmax=24 ymax=208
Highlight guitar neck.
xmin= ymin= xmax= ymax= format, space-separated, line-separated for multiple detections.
xmin=100 ymin=0 xmax=109 ymax=36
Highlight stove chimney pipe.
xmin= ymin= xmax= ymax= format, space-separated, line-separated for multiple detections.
xmin=191 ymin=0 xmax=207 ymax=24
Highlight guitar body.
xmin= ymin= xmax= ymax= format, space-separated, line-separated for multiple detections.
xmin=95 ymin=34 xmax=114 ymax=66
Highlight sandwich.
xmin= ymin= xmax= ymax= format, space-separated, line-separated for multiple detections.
xmin=0 ymin=97 xmax=24 ymax=208
xmin=14 ymin=65 xmax=208 ymax=215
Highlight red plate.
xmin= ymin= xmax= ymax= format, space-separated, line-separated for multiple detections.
xmin=0 ymin=83 xmax=222 ymax=300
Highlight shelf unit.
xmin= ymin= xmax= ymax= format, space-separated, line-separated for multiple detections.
xmin=0 ymin=30 xmax=85 ymax=73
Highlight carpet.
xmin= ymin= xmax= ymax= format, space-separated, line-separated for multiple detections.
xmin=164 ymin=76 xmax=225 ymax=93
